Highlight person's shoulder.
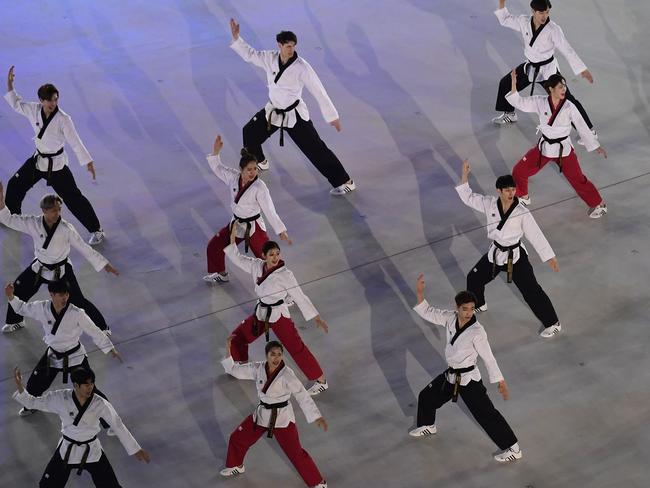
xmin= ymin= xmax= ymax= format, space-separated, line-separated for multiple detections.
xmin=67 ymin=303 xmax=86 ymax=314
xmin=56 ymin=108 xmax=73 ymax=120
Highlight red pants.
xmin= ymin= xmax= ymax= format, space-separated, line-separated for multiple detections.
xmin=226 ymin=415 xmax=323 ymax=487
xmin=512 ymin=146 xmax=602 ymax=208
xmin=206 ymin=223 xmax=269 ymax=273
xmin=230 ymin=314 xmax=324 ymax=381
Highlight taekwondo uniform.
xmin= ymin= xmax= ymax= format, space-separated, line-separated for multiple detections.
xmin=13 ymin=388 xmax=141 ymax=487
xmin=222 ymin=356 xmax=325 ymax=487
xmin=205 ymin=154 xmax=287 ymax=275
xmin=494 ymin=6 xmax=593 ymax=127
xmin=456 ymin=182 xmax=559 ymax=330
xmin=3 ymin=89 xmax=102 ymax=233
xmin=225 ymin=243 xmax=324 ymax=381
xmin=0 ymin=207 xmax=110 ymax=331
xmin=230 ymin=36 xmax=352 ymax=189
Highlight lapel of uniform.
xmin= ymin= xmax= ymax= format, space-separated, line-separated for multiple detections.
xmin=262 ymin=361 xmax=285 ymax=393
xmin=72 ymin=391 xmax=95 ymax=426
xmin=529 ymin=17 xmax=550 ymax=47
xmin=50 ymin=302 xmax=71 ymax=335
xmin=37 ymin=106 xmax=59 ymax=139
xmin=274 ymin=52 xmax=298 ymax=84
xmin=234 ymin=175 xmax=258 ymax=204
xmin=256 ymin=260 xmax=286 ymax=286
xmin=496 ymin=198 xmax=520 ymax=231
xmin=42 ymin=216 xmax=62 ymax=249
xmin=547 ymin=96 xmax=566 ymax=126
xmin=450 ymin=315 xmax=477 ymax=346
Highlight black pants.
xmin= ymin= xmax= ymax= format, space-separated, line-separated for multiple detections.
xmin=6 ymin=263 xmax=108 ymax=331
xmin=416 ymin=373 xmax=517 ymax=451
xmin=40 ymin=451 xmax=121 ymax=488
xmin=242 ymin=108 xmax=350 ymax=188
xmin=466 ymin=250 xmax=558 ymax=328
xmin=5 ymin=157 xmax=101 ymax=233
xmin=495 ymin=62 xmax=594 ymax=129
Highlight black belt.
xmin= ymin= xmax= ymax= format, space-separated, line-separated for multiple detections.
xmin=492 ymin=241 xmax=521 ymax=283
xmin=258 ymin=400 xmax=289 ymax=438
xmin=446 ymin=366 xmax=475 ymax=402
xmin=525 ymin=56 xmax=554 ymax=95
xmin=36 ymin=147 xmax=64 ymax=184
xmin=254 ymin=299 xmax=285 ymax=341
xmin=267 ymin=100 xmax=300 ymax=147
xmin=60 ymin=434 xmax=97 ymax=475
xmin=538 ymin=134 xmax=569 ymax=173
xmin=48 ymin=342 xmax=82 ymax=383
xmin=233 ymin=213 xmax=261 ymax=253
xmin=32 ymin=257 xmax=68 ymax=285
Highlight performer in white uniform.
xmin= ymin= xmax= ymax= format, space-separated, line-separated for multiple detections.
xmin=492 ymin=0 xmax=594 ymax=127
xmin=4 ymin=66 xmax=105 ymax=244
xmin=0 ymin=186 xmax=118 ymax=333
xmin=225 ymin=225 xmax=329 ymax=395
xmin=12 ymin=366 xmax=150 ymax=487
xmin=409 ymin=276 xmax=522 ymax=463
xmin=456 ymin=161 xmax=561 ymax=337
xmin=203 ymin=134 xmax=291 ymax=284
xmin=506 ymin=71 xmax=608 ymax=218
xmin=220 ymin=339 xmax=328 ymax=488
xmin=5 ymin=280 xmax=121 ymax=417
xmin=229 ymin=18 xmax=355 ymax=195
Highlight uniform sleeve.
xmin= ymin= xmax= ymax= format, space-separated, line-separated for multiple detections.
xmin=283 ymin=270 xmax=318 ymax=322
xmin=505 ymin=91 xmax=539 ymax=113
xmin=100 ymin=400 xmax=142 ymax=456
xmin=229 ymin=36 xmax=273 ymax=70
xmin=494 ymin=7 xmax=522 ymax=31
xmin=224 ymin=243 xmax=258 ymax=275
xmin=256 ymin=182 xmax=287 ymax=235
xmin=61 ymin=115 xmax=93 ymax=166
xmin=78 ymin=310 xmax=114 ymax=354
xmin=301 ymin=60 xmax=339 ymax=123
xmin=66 ymin=223 xmax=109 ymax=271
xmin=221 ymin=356 xmax=257 ymax=380
xmin=570 ymin=104 xmax=599 ymax=152
xmin=412 ymin=299 xmax=455 ymax=327
xmin=521 ymin=210 xmax=555 ymax=262
xmin=455 ymin=182 xmax=491 ymax=214
xmin=13 ymin=389 xmax=62 ymax=414
xmin=4 ymin=89 xmax=39 ymax=117
xmin=0 ymin=206 xmax=36 ymax=233
xmin=285 ymin=369 xmax=322 ymax=423
xmin=207 ymin=154 xmax=239 ymax=185
xmin=551 ymin=24 xmax=588 ymax=76
xmin=474 ymin=329 xmax=504 ymax=383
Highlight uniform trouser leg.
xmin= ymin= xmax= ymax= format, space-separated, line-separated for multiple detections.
xmin=207 ymin=226 xmax=269 ymax=273
xmin=466 ymin=254 xmax=499 ymax=308
xmin=225 ymin=415 xmax=266 ymax=468
xmin=229 ymin=315 xmax=264 ymax=362
xmin=274 ymin=422 xmax=324 ymax=487
xmin=495 ymin=63 xmax=532 ymax=112
xmin=459 ymin=380 xmax=518 ymax=451
xmin=564 ymin=84 xmax=594 ymax=129
xmin=242 ymin=108 xmax=279 ymax=163
xmin=6 ymin=266 xmax=42 ymax=324
xmin=5 ymin=156 xmax=42 ymax=214
xmin=512 ymin=146 xmax=551 ymax=197
xmin=26 ymin=351 xmax=61 ymax=396
xmin=63 ymin=264 xmax=109 ymax=331
xmin=49 ymin=166 xmax=101 ymax=233
xmin=511 ymin=252 xmax=559 ymax=328
xmin=286 ymin=115 xmax=350 ymax=188
xmin=558 ymin=150 xmax=603 ymax=208
xmin=247 ymin=227 xmax=270 ymax=258
xmin=85 ymin=453 xmax=122 ymax=487
xmin=39 ymin=450 xmax=72 ymax=487
xmin=416 ymin=373 xmax=454 ymax=426
xmin=272 ymin=316 xmax=324 ymax=381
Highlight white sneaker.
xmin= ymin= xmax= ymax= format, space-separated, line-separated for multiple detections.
xmin=474 ymin=304 xmax=488 ymax=313
xmin=518 ymin=195 xmax=531 ymax=206
xmin=203 ymin=272 xmax=229 ymax=283
xmin=494 ymin=446 xmax=523 ymax=462
xmin=88 ymin=230 xmax=105 ymax=245
xmin=539 ymin=323 xmax=561 ymax=338
xmin=106 ymin=428 xmax=116 ymax=436
xmin=409 ymin=425 xmax=437 ymax=437
xmin=492 ymin=112 xmax=518 ymax=125
xmin=220 ymin=465 xmax=245 ymax=477
xmin=19 ymin=407 xmax=37 ymax=417
xmin=2 ymin=321 xmax=25 ymax=333
xmin=314 ymin=482 xmax=328 ymax=488
xmin=257 ymin=159 xmax=270 ymax=171
xmin=306 ymin=380 xmax=328 ymax=396
xmin=588 ymin=204 xmax=607 ymax=219
xmin=330 ymin=180 xmax=356 ymax=196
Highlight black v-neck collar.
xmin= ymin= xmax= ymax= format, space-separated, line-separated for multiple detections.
xmin=450 ymin=315 xmax=477 ymax=346
xmin=38 ymin=106 xmax=59 ymax=139
xmin=50 ymin=302 xmax=70 ymax=335
xmin=72 ymin=390 xmax=95 ymax=426
xmin=42 ymin=216 xmax=62 ymax=249
xmin=234 ymin=175 xmax=258 ymax=204
xmin=274 ymin=52 xmax=298 ymax=84
xmin=529 ymin=17 xmax=550 ymax=47
xmin=496 ymin=197 xmax=519 ymax=231
xmin=262 ymin=361 xmax=285 ymax=393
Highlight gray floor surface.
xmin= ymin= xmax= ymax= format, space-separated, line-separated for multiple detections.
xmin=1 ymin=1 xmax=649 ymax=487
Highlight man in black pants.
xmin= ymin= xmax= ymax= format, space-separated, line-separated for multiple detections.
xmin=4 ymin=66 xmax=105 ymax=244
xmin=0 ymin=186 xmax=118 ymax=333
xmin=229 ymin=18 xmax=355 ymax=195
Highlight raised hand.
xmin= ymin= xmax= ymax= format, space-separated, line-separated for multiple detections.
xmin=460 ymin=159 xmax=471 ymax=185
xmin=0 ymin=181 xmax=5 ymax=210
xmin=229 ymin=223 xmax=238 ymax=244
xmin=230 ymin=18 xmax=240 ymax=40
xmin=14 ymin=366 xmax=24 ymax=393
xmin=212 ymin=134 xmax=224 ymax=156
xmin=5 ymin=283 xmax=15 ymax=299
xmin=7 ymin=65 xmax=15 ymax=91
xmin=510 ymin=68 xmax=517 ymax=92
xmin=225 ymin=335 xmax=233 ymax=357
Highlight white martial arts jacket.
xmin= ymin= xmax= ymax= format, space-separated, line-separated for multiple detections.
xmin=230 ymin=36 xmax=339 ymax=128
xmin=4 ymin=89 xmax=93 ymax=172
xmin=456 ymin=182 xmax=555 ymax=266
xmin=222 ymin=356 xmax=321 ymax=428
xmin=13 ymin=389 xmax=141 ymax=464
xmin=413 ymin=300 xmax=503 ymax=386
xmin=224 ymin=244 xmax=318 ymax=323
xmin=9 ymin=297 xmax=113 ymax=368
xmin=207 ymin=154 xmax=287 ymax=238
xmin=495 ymin=7 xmax=587 ymax=82
xmin=0 ymin=207 xmax=108 ymax=281
xmin=506 ymin=91 xmax=600 ymax=158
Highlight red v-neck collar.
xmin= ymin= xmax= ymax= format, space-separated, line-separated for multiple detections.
xmin=256 ymin=260 xmax=286 ymax=286
xmin=262 ymin=361 xmax=285 ymax=393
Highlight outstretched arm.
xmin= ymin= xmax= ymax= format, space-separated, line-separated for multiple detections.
xmin=206 ymin=135 xmax=239 ymax=184
xmin=229 ymin=20 xmax=272 ymax=69
xmin=412 ymin=274 xmax=455 ymax=326
xmin=455 ymin=160 xmax=492 ymax=213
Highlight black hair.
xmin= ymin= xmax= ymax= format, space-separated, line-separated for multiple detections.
xmin=495 ymin=174 xmax=516 ymax=190
xmin=48 ymin=280 xmax=70 ymax=295
xmin=71 ymin=367 xmax=95 ymax=386
xmin=40 ymin=194 xmax=63 ymax=210
xmin=265 ymin=340 xmax=284 ymax=354
xmin=530 ymin=0 xmax=552 ymax=12
xmin=239 ymin=147 xmax=258 ymax=169
xmin=262 ymin=240 xmax=280 ymax=255
xmin=276 ymin=31 xmax=297 ymax=45
xmin=37 ymin=84 xmax=59 ymax=101
xmin=454 ymin=290 xmax=477 ymax=307
xmin=544 ymin=73 xmax=566 ymax=91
